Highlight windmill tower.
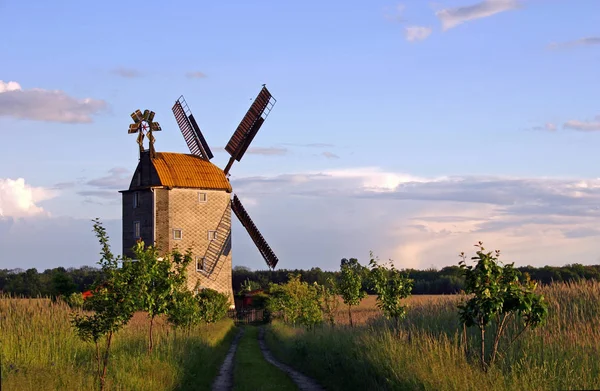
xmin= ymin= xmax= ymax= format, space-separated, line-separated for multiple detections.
xmin=120 ymin=86 xmax=279 ymax=307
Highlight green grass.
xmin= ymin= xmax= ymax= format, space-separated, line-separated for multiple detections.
xmin=0 ymin=297 xmax=236 ymax=391
xmin=266 ymin=280 xmax=600 ymax=391
xmin=233 ymin=326 xmax=297 ymax=391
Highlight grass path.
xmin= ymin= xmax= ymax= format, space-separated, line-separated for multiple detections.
xmin=232 ymin=326 xmax=298 ymax=391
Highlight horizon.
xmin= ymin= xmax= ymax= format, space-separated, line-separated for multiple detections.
xmin=1 ymin=0 xmax=599 ymax=271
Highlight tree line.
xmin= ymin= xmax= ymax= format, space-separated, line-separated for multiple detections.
xmin=2 ymin=259 xmax=599 ymax=298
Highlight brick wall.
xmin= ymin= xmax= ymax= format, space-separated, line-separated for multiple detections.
xmin=122 ymin=189 xmax=154 ymax=258
xmin=155 ymin=188 xmax=234 ymax=306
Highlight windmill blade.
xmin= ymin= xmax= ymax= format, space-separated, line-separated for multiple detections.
xmin=231 ymin=194 xmax=279 ymax=269
xmin=172 ymin=96 xmax=214 ymax=160
xmin=128 ymin=123 xmax=140 ymax=134
xmin=131 ymin=109 xmax=143 ymax=123
xmin=223 ymin=86 xmax=276 ymax=174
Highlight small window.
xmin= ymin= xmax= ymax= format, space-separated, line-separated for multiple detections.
xmin=133 ymin=192 xmax=139 ymax=208
xmin=196 ymin=257 xmax=205 ymax=272
xmin=173 ymin=229 xmax=183 ymax=240
xmin=198 ymin=192 xmax=207 ymax=202
xmin=133 ymin=221 xmax=141 ymax=239
xmin=208 ymin=230 xmax=217 ymax=241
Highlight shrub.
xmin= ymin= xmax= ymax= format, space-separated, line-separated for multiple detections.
xmin=267 ymin=274 xmax=323 ymax=330
xmin=197 ymin=288 xmax=230 ymax=324
xmin=65 ymin=292 xmax=84 ymax=309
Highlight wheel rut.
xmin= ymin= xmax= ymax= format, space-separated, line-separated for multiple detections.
xmin=212 ymin=328 xmax=245 ymax=391
xmin=257 ymin=327 xmax=325 ymax=391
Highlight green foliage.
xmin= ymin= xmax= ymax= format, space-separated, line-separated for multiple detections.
xmin=133 ymin=242 xmax=192 ymax=353
xmin=337 ymin=258 xmax=367 ymax=326
xmin=316 ymin=277 xmax=340 ymax=327
xmin=166 ymin=289 xmax=201 ymax=331
xmin=240 ymin=278 xmax=262 ymax=293
xmin=196 ymin=288 xmax=230 ymax=324
xmin=52 ymin=269 xmax=78 ymax=298
xmin=458 ymin=241 xmax=549 ymax=370
xmin=267 ymin=274 xmax=323 ymax=330
xmin=369 ymin=253 xmax=413 ymax=324
xmin=65 ymin=292 xmax=84 ymax=309
xmin=249 ymin=292 xmax=270 ymax=309
xmin=71 ymin=218 xmax=140 ymax=391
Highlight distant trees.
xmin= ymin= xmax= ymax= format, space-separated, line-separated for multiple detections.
xmin=3 ymin=256 xmax=600 ymax=299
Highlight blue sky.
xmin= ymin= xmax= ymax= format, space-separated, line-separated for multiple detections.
xmin=1 ymin=0 xmax=599 ymax=272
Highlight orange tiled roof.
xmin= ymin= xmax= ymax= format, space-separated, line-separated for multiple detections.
xmin=152 ymin=152 xmax=232 ymax=192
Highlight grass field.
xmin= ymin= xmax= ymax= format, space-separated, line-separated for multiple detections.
xmin=266 ymin=281 xmax=600 ymax=391
xmin=0 ymin=297 xmax=236 ymax=391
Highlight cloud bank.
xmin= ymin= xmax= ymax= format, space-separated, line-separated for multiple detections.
xmin=0 ymin=80 xmax=106 ymax=123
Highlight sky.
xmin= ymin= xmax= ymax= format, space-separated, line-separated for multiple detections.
xmin=1 ymin=0 xmax=600 ymax=272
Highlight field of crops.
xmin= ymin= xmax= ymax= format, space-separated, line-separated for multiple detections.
xmin=267 ymin=281 xmax=600 ymax=391
xmin=0 ymin=298 xmax=236 ymax=391
xmin=3 ymin=281 xmax=600 ymax=391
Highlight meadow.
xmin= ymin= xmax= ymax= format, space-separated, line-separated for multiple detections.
xmin=3 ymin=282 xmax=600 ymax=390
xmin=266 ymin=281 xmax=600 ymax=391
xmin=0 ymin=297 xmax=236 ymax=391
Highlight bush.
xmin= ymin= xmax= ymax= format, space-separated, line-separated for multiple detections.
xmin=197 ymin=288 xmax=230 ymax=324
xmin=267 ymin=274 xmax=322 ymax=330
xmin=64 ymin=292 xmax=84 ymax=309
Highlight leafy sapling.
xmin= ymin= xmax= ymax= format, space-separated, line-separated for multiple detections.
xmin=458 ymin=242 xmax=548 ymax=371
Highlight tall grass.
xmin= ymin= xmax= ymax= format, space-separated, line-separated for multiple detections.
xmin=266 ymin=280 xmax=600 ymax=391
xmin=0 ymin=297 xmax=236 ymax=391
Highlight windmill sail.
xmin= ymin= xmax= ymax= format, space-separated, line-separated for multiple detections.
xmin=231 ymin=194 xmax=279 ymax=269
xmin=172 ymin=96 xmax=214 ymax=160
xmin=223 ymin=86 xmax=276 ymax=174
xmin=202 ymin=201 xmax=232 ymax=278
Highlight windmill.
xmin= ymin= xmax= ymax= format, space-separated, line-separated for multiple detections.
xmin=120 ymin=85 xmax=278 ymax=304
xmin=171 ymin=85 xmax=279 ymax=274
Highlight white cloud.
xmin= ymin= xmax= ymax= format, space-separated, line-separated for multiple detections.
xmin=549 ymin=37 xmax=600 ymax=49
xmin=405 ymin=26 xmax=433 ymax=42
xmin=436 ymin=0 xmax=520 ymax=31
xmin=230 ymin=168 xmax=600 ymax=269
xmin=0 ymin=178 xmax=57 ymax=218
xmin=0 ymin=80 xmax=106 ymax=123
xmin=564 ymin=117 xmax=600 ymax=132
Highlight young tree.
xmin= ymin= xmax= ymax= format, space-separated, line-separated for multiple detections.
xmin=135 ymin=243 xmax=192 ymax=354
xmin=167 ymin=289 xmax=201 ymax=335
xmin=71 ymin=219 xmax=140 ymax=391
xmin=337 ymin=258 xmax=367 ymax=327
xmin=458 ymin=242 xmax=548 ymax=371
xmin=316 ymin=277 xmax=340 ymax=327
xmin=267 ymin=274 xmax=323 ymax=329
xmin=369 ymin=253 xmax=413 ymax=329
